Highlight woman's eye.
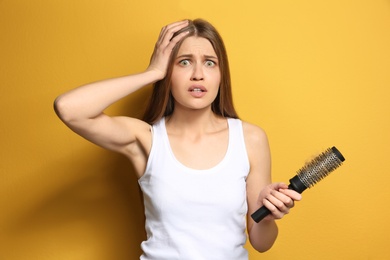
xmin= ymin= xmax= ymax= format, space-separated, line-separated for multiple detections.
xmin=205 ymin=60 xmax=216 ymax=67
xmin=179 ymin=60 xmax=190 ymax=66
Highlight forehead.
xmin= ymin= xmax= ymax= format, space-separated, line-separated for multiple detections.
xmin=177 ymin=36 xmax=217 ymax=56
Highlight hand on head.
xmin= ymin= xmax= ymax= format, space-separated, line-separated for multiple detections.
xmin=147 ymin=20 xmax=190 ymax=80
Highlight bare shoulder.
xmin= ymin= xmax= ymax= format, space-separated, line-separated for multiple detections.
xmin=241 ymin=120 xmax=271 ymax=170
xmin=241 ymin=121 xmax=269 ymax=148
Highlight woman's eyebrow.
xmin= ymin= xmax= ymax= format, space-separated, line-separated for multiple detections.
xmin=204 ymin=55 xmax=218 ymax=60
xmin=176 ymin=54 xmax=218 ymax=60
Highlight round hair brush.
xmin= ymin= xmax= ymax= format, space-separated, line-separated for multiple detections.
xmin=251 ymin=146 xmax=345 ymax=223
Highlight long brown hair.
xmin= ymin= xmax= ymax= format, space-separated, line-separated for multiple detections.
xmin=143 ymin=19 xmax=239 ymax=124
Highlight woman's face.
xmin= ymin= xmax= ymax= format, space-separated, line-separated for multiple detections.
xmin=170 ymin=36 xmax=221 ymax=112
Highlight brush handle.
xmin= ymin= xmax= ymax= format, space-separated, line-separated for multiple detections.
xmin=251 ymin=205 xmax=272 ymax=223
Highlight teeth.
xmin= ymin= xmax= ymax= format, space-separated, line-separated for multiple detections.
xmin=192 ymin=88 xmax=202 ymax=92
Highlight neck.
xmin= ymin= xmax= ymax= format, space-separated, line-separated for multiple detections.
xmin=166 ymin=108 xmax=224 ymax=134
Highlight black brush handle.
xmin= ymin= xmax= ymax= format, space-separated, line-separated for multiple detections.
xmin=250 ymin=205 xmax=272 ymax=223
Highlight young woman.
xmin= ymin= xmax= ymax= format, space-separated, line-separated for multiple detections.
xmin=54 ymin=19 xmax=302 ymax=259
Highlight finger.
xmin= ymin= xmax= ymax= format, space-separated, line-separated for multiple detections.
xmin=158 ymin=20 xmax=189 ymax=46
xmin=163 ymin=19 xmax=189 ymax=32
xmin=276 ymin=182 xmax=289 ymax=189
xmin=268 ymin=182 xmax=289 ymax=192
xmin=274 ymin=190 xmax=300 ymax=210
xmin=168 ymin=29 xmax=190 ymax=46
xmin=268 ymin=190 xmax=291 ymax=213
xmin=279 ymin=188 xmax=302 ymax=201
xmin=156 ymin=21 xmax=186 ymax=46
xmin=262 ymin=198 xmax=284 ymax=219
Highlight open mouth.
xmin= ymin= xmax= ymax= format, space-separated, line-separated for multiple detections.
xmin=191 ymin=88 xmax=205 ymax=92
xmin=189 ymin=86 xmax=207 ymax=92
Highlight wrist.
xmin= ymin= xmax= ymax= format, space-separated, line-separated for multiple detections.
xmin=145 ymin=67 xmax=166 ymax=82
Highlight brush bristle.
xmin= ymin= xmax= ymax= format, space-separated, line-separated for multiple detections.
xmin=297 ymin=147 xmax=344 ymax=188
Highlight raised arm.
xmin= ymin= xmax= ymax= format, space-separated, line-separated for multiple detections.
xmin=54 ymin=20 xmax=189 ymax=175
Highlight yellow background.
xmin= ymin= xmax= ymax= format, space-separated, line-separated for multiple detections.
xmin=1 ymin=0 xmax=389 ymax=259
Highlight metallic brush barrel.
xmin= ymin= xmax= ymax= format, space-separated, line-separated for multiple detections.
xmin=290 ymin=147 xmax=345 ymax=193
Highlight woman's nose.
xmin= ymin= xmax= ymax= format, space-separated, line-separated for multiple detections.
xmin=191 ymin=64 xmax=204 ymax=81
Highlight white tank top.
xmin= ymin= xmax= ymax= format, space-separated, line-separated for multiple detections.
xmin=138 ymin=117 xmax=250 ymax=260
